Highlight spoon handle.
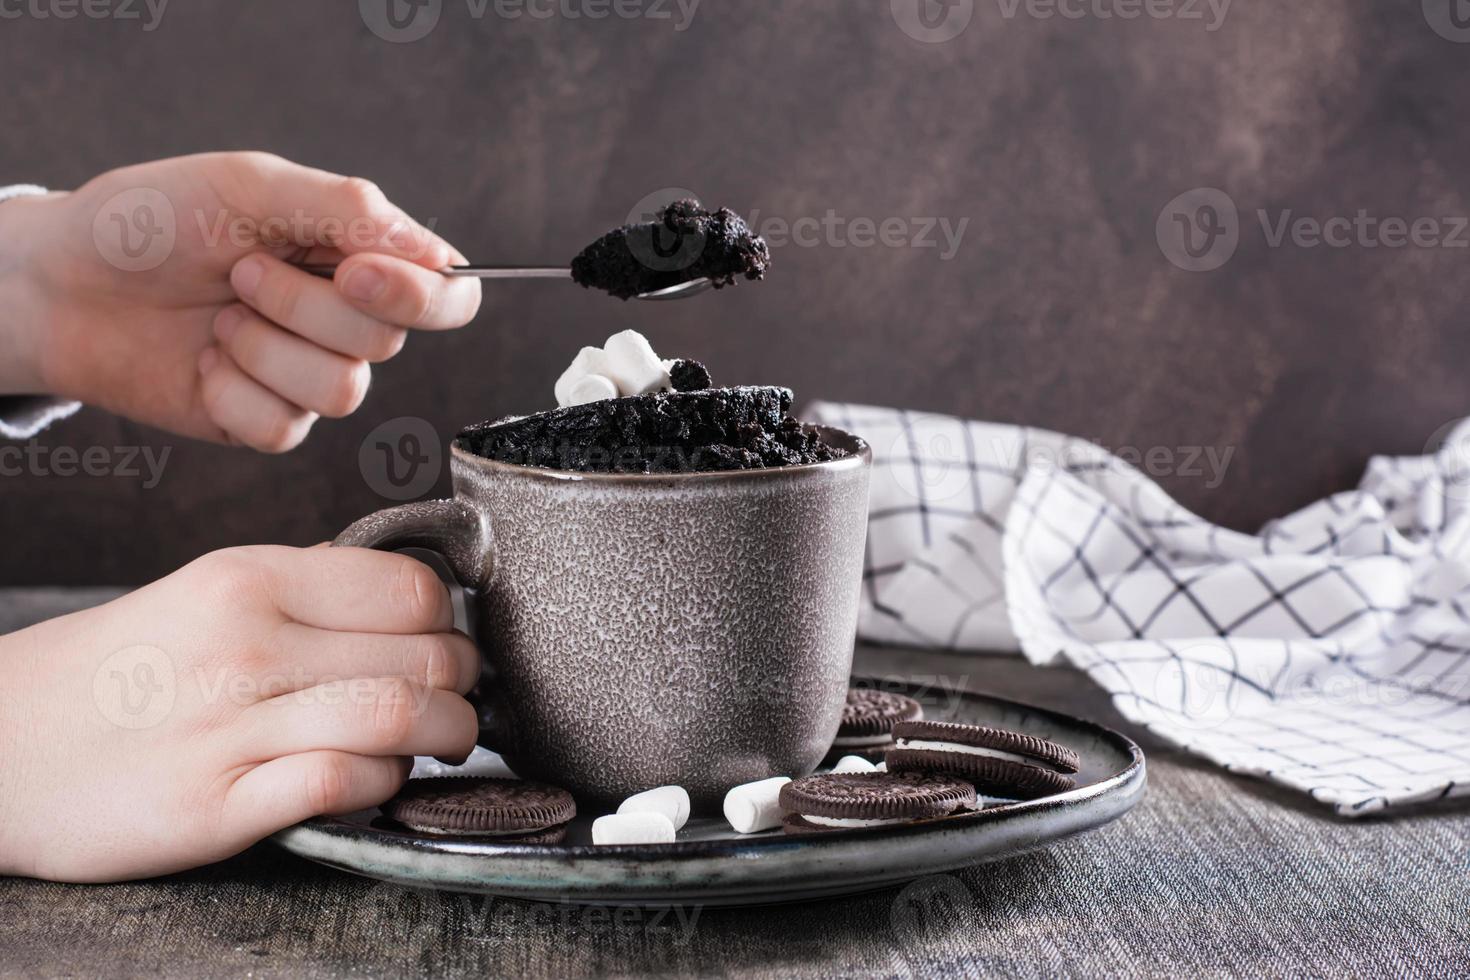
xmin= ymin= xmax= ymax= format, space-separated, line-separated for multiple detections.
xmin=296 ymin=264 xmax=571 ymax=280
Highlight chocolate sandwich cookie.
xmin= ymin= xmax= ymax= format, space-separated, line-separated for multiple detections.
xmin=780 ymin=771 xmax=975 ymax=833
xmin=382 ymin=777 xmax=575 ymax=841
xmin=826 ymin=688 xmax=924 ymax=761
xmin=885 ymin=720 xmax=1081 ymax=800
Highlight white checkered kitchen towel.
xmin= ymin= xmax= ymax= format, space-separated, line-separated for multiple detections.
xmin=805 ymin=402 xmax=1470 ymax=816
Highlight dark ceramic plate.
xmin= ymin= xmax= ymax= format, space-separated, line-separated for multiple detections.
xmin=272 ymin=680 xmax=1145 ymax=907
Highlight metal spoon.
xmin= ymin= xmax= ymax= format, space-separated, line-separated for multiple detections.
xmin=296 ymin=264 xmax=713 ymax=301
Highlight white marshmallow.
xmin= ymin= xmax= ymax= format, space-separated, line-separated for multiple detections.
xmin=722 ymin=776 xmax=791 ymax=834
xmin=554 ymin=346 xmax=614 ymax=407
xmin=832 ymin=755 xmax=878 ymax=774
xmin=874 ymin=761 xmax=887 ymax=772
xmin=602 ymin=329 xmax=670 ymax=397
xmin=592 ymin=811 xmax=676 ymax=845
xmin=617 ymin=785 xmax=691 ymax=831
xmin=567 ymin=373 xmax=618 ymax=406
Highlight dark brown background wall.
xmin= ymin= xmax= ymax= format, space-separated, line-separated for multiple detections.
xmin=2 ymin=0 xmax=1468 ymax=584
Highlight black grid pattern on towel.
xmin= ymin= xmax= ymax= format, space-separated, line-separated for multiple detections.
xmin=808 ymin=402 xmax=1067 ymax=651
xmin=805 ymin=401 xmax=1470 ymax=815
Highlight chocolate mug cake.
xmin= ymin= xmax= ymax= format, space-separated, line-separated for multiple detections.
xmin=456 ymin=331 xmax=852 ymax=474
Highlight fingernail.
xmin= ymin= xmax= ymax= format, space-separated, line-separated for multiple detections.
xmin=198 ymin=347 xmax=219 ymax=375
xmin=342 ymin=265 xmax=387 ymax=303
xmin=213 ymin=307 xmax=243 ymax=343
xmin=232 ymin=256 xmax=265 ymax=299
xmin=429 ymin=236 xmax=455 ymax=268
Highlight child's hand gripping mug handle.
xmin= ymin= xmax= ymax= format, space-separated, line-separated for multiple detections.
xmin=333 ymin=498 xmax=499 ymax=744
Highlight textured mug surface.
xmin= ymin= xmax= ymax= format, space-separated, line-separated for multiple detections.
xmin=336 ymin=425 xmax=871 ymax=808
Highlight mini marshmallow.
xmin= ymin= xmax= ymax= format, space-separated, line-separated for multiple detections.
xmin=567 ymin=373 xmax=618 ymax=406
xmin=722 ymin=776 xmax=791 ymax=834
xmin=874 ymin=761 xmax=887 ymax=772
xmin=832 ymin=755 xmax=878 ymax=774
xmin=592 ymin=811 xmax=677 ymax=845
xmin=554 ymin=346 xmax=614 ymax=407
xmin=617 ymin=785 xmax=691 ymax=831
xmin=603 ymin=329 xmax=670 ymax=397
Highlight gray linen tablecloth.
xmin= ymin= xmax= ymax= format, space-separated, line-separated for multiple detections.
xmin=0 ymin=589 xmax=1465 ymax=978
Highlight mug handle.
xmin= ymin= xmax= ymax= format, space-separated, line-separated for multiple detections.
xmin=331 ymin=498 xmax=491 ymax=591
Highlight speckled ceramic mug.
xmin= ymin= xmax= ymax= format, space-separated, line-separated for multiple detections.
xmin=335 ymin=425 xmax=871 ymax=808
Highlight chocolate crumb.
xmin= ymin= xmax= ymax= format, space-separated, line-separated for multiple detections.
xmin=668 ymin=359 xmax=712 ymax=392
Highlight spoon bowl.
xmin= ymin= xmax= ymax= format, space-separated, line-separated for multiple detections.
xmin=629 ymin=277 xmax=713 ymax=301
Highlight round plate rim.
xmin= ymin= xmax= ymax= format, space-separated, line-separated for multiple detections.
xmin=271 ymin=683 xmax=1146 ymax=899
